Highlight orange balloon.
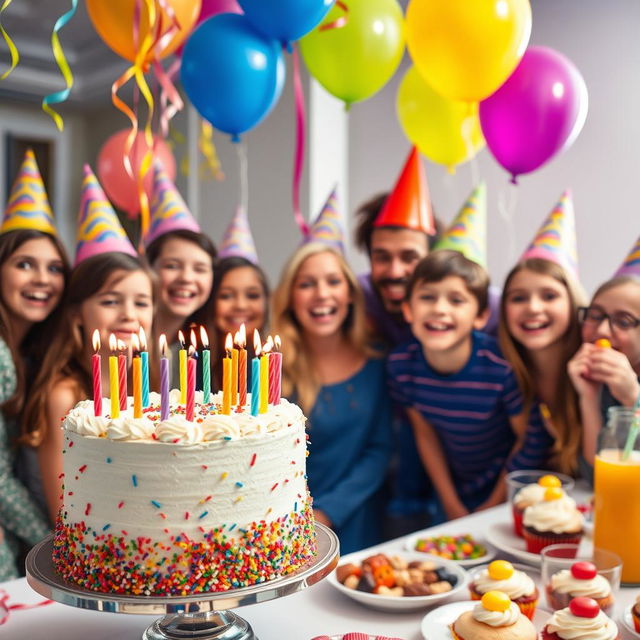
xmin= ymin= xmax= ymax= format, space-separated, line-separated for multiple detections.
xmin=87 ymin=0 xmax=201 ymax=64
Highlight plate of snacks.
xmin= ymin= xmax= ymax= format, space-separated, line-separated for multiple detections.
xmin=404 ymin=532 xmax=495 ymax=567
xmin=310 ymin=634 xmax=405 ymax=639
xmin=620 ymin=599 xmax=640 ymax=638
xmin=328 ymin=550 xmax=468 ymax=612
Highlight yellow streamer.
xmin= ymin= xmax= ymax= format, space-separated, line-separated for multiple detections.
xmin=199 ymin=120 xmax=224 ymax=180
xmin=0 ymin=0 xmax=19 ymax=80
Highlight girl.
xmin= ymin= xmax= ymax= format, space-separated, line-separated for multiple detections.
xmin=500 ymin=258 xmax=586 ymax=475
xmin=21 ymin=252 xmax=154 ymax=521
xmin=272 ymin=242 xmax=391 ymax=553
xmin=568 ymin=275 xmax=640 ymax=467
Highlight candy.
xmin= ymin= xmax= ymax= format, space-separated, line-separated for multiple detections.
xmin=488 ymin=560 xmax=514 ymax=580
xmin=571 ymin=561 xmax=597 ymax=580
xmin=412 ymin=534 xmax=486 ymax=560
xmin=595 ymin=338 xmax=611 ymax=348
xmin=538 ymin=474 xmax=561 ymax=488
xmin=569 ymin=597 xmax=600 ymax=618
xmin=481 ymin=590 xmax=511 ymax=612
xmin=544 ymin=486 xmax=564 ymax=501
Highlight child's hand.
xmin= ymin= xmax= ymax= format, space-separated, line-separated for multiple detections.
xmin=444 ymin=500 xmax=469 ymax=521
xmin=567 ymin=343 xmax=601 ymax=399
xmin=586 ymin=347 xmax=640 ymax=407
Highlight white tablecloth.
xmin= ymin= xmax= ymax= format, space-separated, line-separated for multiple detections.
xmin=1 ymin=504 xmax=638 ymax=640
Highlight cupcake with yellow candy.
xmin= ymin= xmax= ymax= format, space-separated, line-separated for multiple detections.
xmin=469 ymin=560 xmax=539 ymax=619
xmin=512 ymin=474 xmax=564 ymax=537
xmin=451 ymin=590 xmax=537 ymax=640
xmin=522 ymin=487 xmax=584 ymax=554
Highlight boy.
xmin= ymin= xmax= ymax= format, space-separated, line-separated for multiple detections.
xmin=387 ymin=250 xmax=547 ymax=520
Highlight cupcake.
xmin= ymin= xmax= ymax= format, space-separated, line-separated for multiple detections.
xmin=546 ymin=561 xmax=614 ymax=612
xmin=512 ymin=474 xmax=562 ymax=537
xmin=633 ymin=595 xmax=640 ymax=633
xmin=451 ymin=591 xmax=536 ymax=640
xmin=469 ymin=560 xmax=539 ymax=620
xmin=541 ymin=597 xmax=620 ymax=640
xmin=522 ymin=487 xmax=583 ymax=553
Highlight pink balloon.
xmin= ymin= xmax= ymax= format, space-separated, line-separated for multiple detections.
xmin=479 ymin=46 xmax=588 ymax=182
xmin=97 ymin=130 xmax=176 ymax=218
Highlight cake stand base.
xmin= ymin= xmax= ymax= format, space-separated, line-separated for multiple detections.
xmin=142 ymin=611 xmax=255 ymax=640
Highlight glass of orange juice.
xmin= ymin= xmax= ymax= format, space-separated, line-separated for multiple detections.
xmin=593 ymin=406 xmax=640 ymax=585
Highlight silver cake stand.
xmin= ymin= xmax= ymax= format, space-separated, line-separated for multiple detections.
xmin=26 ymin=524 xmax=339 ymax=640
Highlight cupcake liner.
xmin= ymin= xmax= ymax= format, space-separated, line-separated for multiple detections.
xmin=512 ymin=505 xmax=525 ymax=537
xmin=516 ymin=597 xmax=538 ymax=620
xmin=632 ymin=606 xmax=640 ymax=633
xmin=449 ymin=624 xmax=465 ymax=640
xmin=522 ymin=528 xmax=582 ymax=554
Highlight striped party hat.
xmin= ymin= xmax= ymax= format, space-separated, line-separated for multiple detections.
xmin=144 ymin=161 xmax=200 ymax=247
xmin=305 ymin=187 xmax=344 ymax=252
xmin=75 ymin=165 xmax=136 ymax=266
xmin=614 ymin=235 xmax=640 ymax=278
xmin=520 ymin=189 xmax=578 ymax=277
xmin=433 ymin=182 xmax=487 ymax=267
xmin=2 ymin=149 xmax=57 ymax=235
xmin=219 ymin=206 xmax=258 ymax=264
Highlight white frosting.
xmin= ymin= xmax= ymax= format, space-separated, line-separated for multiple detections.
xmin=106 ymin=416 xmax=156 ymax=441
xmin=65 ymin=400 xmax=109 ymax=437
xmin=200 ymin=414 xmax=241 ymax=440
xmin=546 ymin=608 xmax=618 ymax=640
xmin=473 ymin=601 xmax=521 ymax=627
xmin=155 ymin=416 xmax=204 ymax=444
xmin=514 ymin=483 xmax=547 ymax=506
xmin=550 ymin=570 xmax=611 ymax=598
xmin=473 ymin=568 xmax=536 ymax=599
xmin=523 ymin=497 xmax=584 ymax=533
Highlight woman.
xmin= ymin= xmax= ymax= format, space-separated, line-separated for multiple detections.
xmin=272 ymin=242 xmax=391 ymax=553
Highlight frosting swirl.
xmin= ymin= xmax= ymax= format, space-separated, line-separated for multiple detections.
xmin=200 ymin=415 xmax=241 ymax=441
xmin=473 ymin=567 xmax=536 ymax=598
xmin=550 ymin=570 xmax=611 ymax=598
xmin=106 ymin=417 xmax=155 ymax=441
xmin=473 ymin=601 xmax=521 ymax=627
xmin=515 ymin=484 xmax=576 ymax=508
xmin=65 ymin=401 xmax=109 ymax=437
xmin=546 ymin=607 xmax=618 ymax=640
xmin=155 ymin=416 xmax=203 ymax=444
xmin=523 ymin=497 xmax=583 ymax=533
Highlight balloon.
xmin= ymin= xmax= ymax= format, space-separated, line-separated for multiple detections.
xmin=181 ymin=14 xmax=285 ymax=140
xmin=86 ymin=0 xmax=201 ymax=64
xmin=405 ymin=0 xmax=531 ymax=102
xmin=397 ymin=66 xmax=485 ymax=171
xmin=299 ymin=0 xmax=404 ymax=106
xmin=238 ymin=0 xmax=334 ymax=46
xmin=479 ymin=46 xmax=588 ymax=181
xmin=97 ymin=130 xmax=176 ymax=217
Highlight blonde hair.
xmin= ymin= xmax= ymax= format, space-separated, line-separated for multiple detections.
xmin=271 ymin=243 xmax=374 ymax=413
xmin=499 ymin=258 xmax=586 ymax=475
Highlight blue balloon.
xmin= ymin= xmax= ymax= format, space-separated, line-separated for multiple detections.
xmin=181 ymin=14 xmax=285 ymax=140
xmin=238 ymin=0 xmax=335 ymax=46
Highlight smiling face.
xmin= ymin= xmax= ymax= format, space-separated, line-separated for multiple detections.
xmin=0 ymin=236 xmax=65 ymax=335
xmin=290 ymin=251 xmax=352 ymax=340
xmin=504 ymin=269 xmax=572 ymax=353
xmin=214 ymin=265 xmax=267 ymax=339
xmin=153 ymin=237 xmax=213 ymax=320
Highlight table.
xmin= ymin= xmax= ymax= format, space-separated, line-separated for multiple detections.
xmin=1 ymin=504 xmax=638 ymax=640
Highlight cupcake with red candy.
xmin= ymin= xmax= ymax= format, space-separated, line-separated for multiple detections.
xmin=512 ymin=474 xmax=563 ymax=537
xmin=522 ymin=487 xmax=583 ymax=553
xmin=469 ymin=560 xmax=539 ymax=620
xmin=546 ymin=561 xmax=614 ymax=612
xmin=451 ymin=590 xmax=536 ymax=640
xmin=632 ymin=595 xmax=640 ymax=632
xmin=541 ymin=597 xmax=620 ymax=640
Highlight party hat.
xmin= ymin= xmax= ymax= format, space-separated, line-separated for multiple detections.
xmin=1 ymin=149 xmax=57 ymax=235
xmin=305 ymin=187 xmax=344 ymax=252
xmin=219 ymin=206 xmax=258 ymax=264
xmin=520 ymin=189 xmax=578 ymax=277
xmin=373 ymin=147 xmax=435 ymax=235
xmin=144 ymin=161 xmax=201 ymax=247
xmin=614 ymin=235 xmax=640 ymax=278
xmin=75 ymin=164 xmax=137 ymax=266
xmin=433 ymin=182 xmax=487 ymax=267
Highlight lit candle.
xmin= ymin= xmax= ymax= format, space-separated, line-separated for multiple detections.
xmin=270 ymin=335 xmax=283 ymax=405
xmin=231 ymin=333 xmax=239 ymax=407
xmin=92 ymin=330 xmax=102 ymax=417
xmin=238 ymin=323 xmax=247 ymax=408
xmin=159 ymin=334 xmax=170 ymax=421
xmin=117 ymin=339 xmax=127 ymax=411
xmin=222 ymin=333 xmax=232 ymax=415
xmin=187 ymin=345 xmax=196 ymax=422
xmin=251 ymin=331 xmax=261 ymax=417
xmin=109 ymin=334 xmax=119 ymax=419
xmin=139 ymin=327 xmax=150 ymax=409
xmin=200 ymin=326 xmax=210 ymax=404
xmin=260 ymin=336 xmax=271 ymax=414
xmin=178 ymin=330 xmax=187 ymax=405
xmin=132 ymin=334 xmax=142 ymax=419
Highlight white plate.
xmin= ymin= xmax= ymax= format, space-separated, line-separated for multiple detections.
xmin=620 ymin=604 xmax=640 ymax=638
xmin=485 ymin=521 xmax=544 ymax=566
xmin=327 ymin=549 xmax=468 ymax=613
xmin=420 ymin=600 xmax=550 ymax=640
xmin=404 ymin=532 xmax=496 ymax=567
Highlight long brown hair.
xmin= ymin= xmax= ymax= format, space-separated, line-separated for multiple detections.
xmin=499 ymin=258 xmax=586 ymax=474
xmin=0 ymin=229 xmax=70 ymax=417
xmin=271 ymin=243 xmax=375 ymax=413
xmin=21 ymin=252 xmax=155 ymax=446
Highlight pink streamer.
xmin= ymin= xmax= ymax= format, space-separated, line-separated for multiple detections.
xmin=155 ymin=58 xmax=183 ymax=139
xmin=292 ymin=45 xmax=309 ymax=237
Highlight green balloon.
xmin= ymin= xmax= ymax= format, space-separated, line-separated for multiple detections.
xmin=299 ymin=0 xmax=405 ymax=106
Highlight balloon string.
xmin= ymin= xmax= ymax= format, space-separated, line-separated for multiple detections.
xmin=291 ymin=45 xmax=309 ymax=237
xmin=497 ymin=181 xmax=519 ymax=264
xmin=236 ymin=140 xmax=248 ymax=216
xmin=318 ymin=0 xmax=349 ymax=31
xmin=0 ymin=0 xmax=18 ymax=80
xmin=0 ymin=588 xmax=53 ymax=625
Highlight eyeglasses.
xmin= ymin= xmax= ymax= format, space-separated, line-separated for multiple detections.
xmin=578 ymin=306 xmax=640 ymax=331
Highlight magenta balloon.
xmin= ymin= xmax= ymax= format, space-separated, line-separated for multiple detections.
xmin=479 ymin=46 xmax=588 ymax=181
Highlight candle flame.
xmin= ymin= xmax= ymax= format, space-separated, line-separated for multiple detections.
xmin=225 ymin=332 xmax=233 ymax=356
xmin=117 ymin=339 xmax=126 ymax=351
xmin=253 ymin=328 xmax=261 ymax=354
xmin=239 ymin=323 xmax=246 ymax=348
xmin=132 ymin=333 xmax=140 ymax=353
xmin=92 ymin=329 xmax=101 ymax=352
xmin=188 ymin=345 xmax=196 ymax=358
xmin=178 ymin=330 xmax=185 ymax=348
xmin=255 ymin=341 xmax=262 ymax=357
xmin=109 ymin=334 xmax=117 ymax=352
xmin=138 ymin=327 xmax=147 ymax=350
xmin=263 ymin=338 xmax=273 ymax=355
xmin=199 ymin=326 xmax=209 ymax=349
xmin=274 ymin=335 xmax=282 ymax=351
xmin=190 ymin=328 xmax=197 ymax=349
xmin=159 ymin=334 xmax=168 ymax=357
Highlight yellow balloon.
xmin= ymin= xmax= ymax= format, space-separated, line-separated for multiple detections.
xmin=406 ymin=0 xmax=532 ymax=102
xmin=397 ymin=66 xmax=485 ymax=171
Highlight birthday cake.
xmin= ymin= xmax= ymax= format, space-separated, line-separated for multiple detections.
xmin=53 ymin=391 xmax=316 ymax=595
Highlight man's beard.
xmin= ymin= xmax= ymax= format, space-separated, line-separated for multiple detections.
xmin=373 ymin=277 xmax=409 ymax=315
